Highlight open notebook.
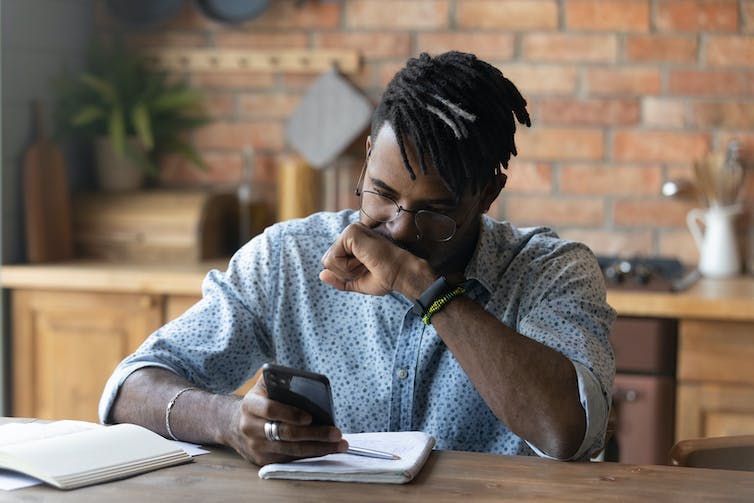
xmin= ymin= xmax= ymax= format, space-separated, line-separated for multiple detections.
xmin=259 ymin=431 xmax=435 ymax=484
xmin=0 ymin=420 xmax=192 ymax=490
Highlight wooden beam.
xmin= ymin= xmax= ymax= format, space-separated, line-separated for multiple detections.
xmin=147 ymin=49 xmax=361 ymax=74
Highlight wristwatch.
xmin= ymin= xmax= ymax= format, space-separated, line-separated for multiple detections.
xmin=412 ymin=277 xmax=451 ymax=317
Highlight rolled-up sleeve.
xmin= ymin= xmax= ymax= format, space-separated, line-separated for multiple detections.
xmin=98 ymin=225 xmax=283 ymax=424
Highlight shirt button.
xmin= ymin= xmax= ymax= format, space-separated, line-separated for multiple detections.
xmin=396 ymin=368 xmax=409 ymax=380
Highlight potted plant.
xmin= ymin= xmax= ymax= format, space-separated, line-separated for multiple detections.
xmin=53 ymin=38 xmax=210 ymax=191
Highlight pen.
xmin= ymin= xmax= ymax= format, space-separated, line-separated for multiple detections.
xmin=347 ymin=446 xmax=401 ymax=460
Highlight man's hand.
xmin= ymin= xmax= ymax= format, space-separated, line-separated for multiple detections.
xmin=319 ymin=222 xmax=435 ymax=298
xmin=226 ymin=378 xmax=347 ymax=466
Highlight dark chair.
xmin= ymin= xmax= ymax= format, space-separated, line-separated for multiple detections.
xmin=670 ymin=435 xmax=754 ymax=471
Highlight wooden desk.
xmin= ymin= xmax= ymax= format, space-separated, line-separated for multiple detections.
xmin=9 ymin=446 xmax=753 ymax=502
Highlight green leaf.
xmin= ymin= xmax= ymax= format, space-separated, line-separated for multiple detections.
xmin=151 ymin=89 xmax=204 ymax=112
xmin=79 ymin=73 xmax=117 ymax=103
xmin=108 ymin=107 xmax=126 ymax=157
xmin=124 ymin=142 xmax=158 ymax=177
xmin=131 ymin=103 xmax=154 ymax=150
xmin=163 ymin=137 xmax=209 ymax=172
xmin=71 ymin=106 xmax=105 ymax=126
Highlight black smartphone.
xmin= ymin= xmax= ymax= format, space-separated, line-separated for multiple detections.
xmin=261 ymin=363 xmax=335 ymax=426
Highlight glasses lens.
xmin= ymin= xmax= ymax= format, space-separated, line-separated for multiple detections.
xmin=359 ymin=191 xmax=458 ymax=242
xmin=415 ymin=211 xmax=456 ymax=242
xmin=360 ymin=191 xmax=397 ymax=223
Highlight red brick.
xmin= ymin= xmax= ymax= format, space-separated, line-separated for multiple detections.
xmin=523 ymin=34 xmax=618 ymax=63
xmin=625 ymin=35 xmax=698 ymax=63
xmin=502 ymin=65 xmax=579 ymax=95
xmin=194 ymin=121 xmax=285 ymax=150
xmin=565 ymin=0 xmax=650 ymax=31
xmin=281 ymin=72 xmax=320 ymax=91
xmin=718 ymin=131 xmax=754 ymax=167
xmin=245 ymin=0 xmax=340 ymax=29
xmin=537 ymin=98 xmax=640 ymax=126
xmin=745 ymin=2 xmax=754 ymax=33
xmin=238 ymin=93 xmax=302 ymax=120
xmin=642 ymin=98 xmax=687 ymax=128
xmin=669 ymin=70 xmax=745 ymax=95
xmin=659 ymin=230 xmax=701 ymax=265
xmin=693 ymin=102 xmax=754 ymax=128
xmin=558 ymin=229 xmax=654 ymax=256
xmin=160 ymin=151 xmax=279 ymax=186
xmin=203 ymin=92 xmax=235 ymax=118
xmin=346 ymin=1 xmax=450 ymax=29
xmin=707 ymin=36 xmax=754 ymax=67
xmin=214 ymin=33 xmax=309 ymax=49
xmin=613 ymin=199 xmax=697 ymax=227
xmin=317 ymin=33 xmax=411 ymax=59
xmin=127 ymin=31 xmax=208 ymax=49
xmin=378 ymin=61 xmax=410 ymax=87
xmin=157 ymin=2 xmax=212 ymax=29
xmin=504 ymin=162 xmax=553 ymax=193
xmin=516 ymin=128 xmax=605 ymax=161
xmin=656 ymin=0 xmax=738 ymax=32
xmin=416 ymin=33 xmax=515 ymax=60
xmin=614 ymin=131 xmax=710 ymax=162
xmin=192 ymin=72 xmax=275 ymax=89
xmin=159 ymin=151 xmax=241 ymax=186
xmin=505 ymin=196 xmax=605 ymax=226
xmin=457 ymin=0 xmax=559 ymax=29
xmin=587 ymin=68 xmax=661 ymax=95
xmin=561 ymin=164 xmax=662 ymax=195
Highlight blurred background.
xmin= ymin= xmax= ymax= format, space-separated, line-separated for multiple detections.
xmin=3 ymin=0 xmax=753 ymax=266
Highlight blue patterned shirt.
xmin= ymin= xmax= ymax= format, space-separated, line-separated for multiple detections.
xmin=100 ymin=210 xmax=615 ymax=459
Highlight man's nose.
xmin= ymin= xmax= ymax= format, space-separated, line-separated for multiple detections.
xmin=386 ymin=210 xmax=420 ymax=243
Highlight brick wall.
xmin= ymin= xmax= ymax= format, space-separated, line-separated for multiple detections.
xmin=101 ymin=0 xmax=754 ymax=266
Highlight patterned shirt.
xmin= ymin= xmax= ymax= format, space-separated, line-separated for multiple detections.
xmin=100 ymin=210 xmax=615 ymax=459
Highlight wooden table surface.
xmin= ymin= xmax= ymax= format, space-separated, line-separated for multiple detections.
xmin=4 ymin=444 xmax=753 ymax=502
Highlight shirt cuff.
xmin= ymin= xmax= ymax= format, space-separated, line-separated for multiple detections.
xmin=525 ymin=361 xmax=608 ymax=461
xmin=98 ymin=361 xmax=176 ymax=424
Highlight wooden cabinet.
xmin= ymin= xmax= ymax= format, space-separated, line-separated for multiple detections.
xmin=11 ymin=289 xmax=200 ymax=422
xmin=676 ymin=320 xmax=754 ymax=441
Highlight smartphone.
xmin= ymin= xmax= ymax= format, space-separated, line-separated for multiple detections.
xmin=261 ymin=363 xmax=335 ymax=426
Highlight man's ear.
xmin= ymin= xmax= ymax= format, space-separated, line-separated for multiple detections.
xmin=480 ymin=173 xmax=507 ymax=213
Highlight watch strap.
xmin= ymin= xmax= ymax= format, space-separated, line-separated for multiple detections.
xmin=412 ymin=277 xmax=451 ymax=317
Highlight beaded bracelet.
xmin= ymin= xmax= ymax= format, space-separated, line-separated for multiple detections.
xmin=165 ymin=386 xmax=199 ymax=441
xmin=421 ymin=286 xmax=465 ymax=325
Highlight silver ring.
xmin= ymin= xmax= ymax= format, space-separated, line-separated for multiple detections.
xmin=264 ymin=420 xmax=281 ymax=442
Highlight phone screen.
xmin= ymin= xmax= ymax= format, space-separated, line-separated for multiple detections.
xmin=262 ymin=364 xmax=335 ymax=426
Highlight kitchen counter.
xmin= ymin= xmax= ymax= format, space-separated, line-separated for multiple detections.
xmin=607 ymin=276 xmax=754 ymax=322
xmin=3 ymin=261 xmax=754 ymax=321
xmin=1 ymin=260 xmax=226 ymax=296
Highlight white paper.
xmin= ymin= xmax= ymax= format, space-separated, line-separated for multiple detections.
xmin=259 ymin=431 xmax=435 ymax=483
xmin=0 ymin=421 xmax=208 ymax=491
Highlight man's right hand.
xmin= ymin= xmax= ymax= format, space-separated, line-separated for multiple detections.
xmin=225 ymin=378 xmax=348 ymax=466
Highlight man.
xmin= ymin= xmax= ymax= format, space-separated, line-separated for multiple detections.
xmin=100 ymin=51 xmax=615 ymax=466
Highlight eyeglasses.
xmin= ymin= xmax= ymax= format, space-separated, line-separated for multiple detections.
xmin=355 ymin=162 xmax=464 ymax=242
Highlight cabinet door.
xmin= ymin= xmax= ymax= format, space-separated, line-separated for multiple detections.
xmin=12 ymin=289 xmax=163 ymax=422
xmin=676 ymin=319 xmax=754 ymax=441
xmin=676 ymin=383 xmax=754 ymax=440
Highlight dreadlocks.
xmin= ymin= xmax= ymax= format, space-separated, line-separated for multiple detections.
xmin=372 ymin=51 xmax=531 ymax=200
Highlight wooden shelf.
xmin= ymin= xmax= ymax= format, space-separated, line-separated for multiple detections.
xmin=148 ymin=49 xmax=361 ymax=74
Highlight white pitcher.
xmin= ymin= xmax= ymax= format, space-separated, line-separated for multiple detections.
xmin=686 ymin=204 xmax=742 ymax=278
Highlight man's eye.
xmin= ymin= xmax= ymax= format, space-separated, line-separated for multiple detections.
xmin=375 ymin=190 xmax=395 ymax=200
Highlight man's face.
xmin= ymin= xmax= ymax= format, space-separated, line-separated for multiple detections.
xmin=359 ymin=123 xmax=484 ymax=275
